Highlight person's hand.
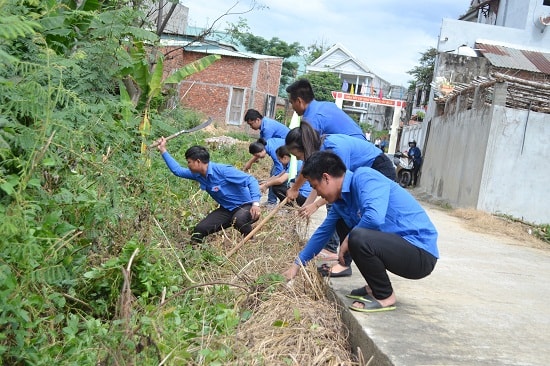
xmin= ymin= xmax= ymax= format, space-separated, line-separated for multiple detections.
xmin=250 ymin=205 xmax=261 ymax=221
xmin=338 ymin=236 xmax=349 ymax=266
xmin=282 ymin=263 xmax=300 ymax=280
xmin=286 ymin=186 xmax=299 ymax=201
xmin=156 ymin=137 xmax=167 ymax=153
xmin=298 ymin=202 xmax=319 ymax=219
xmin=259 ymin=182 xmax=268 ymax=194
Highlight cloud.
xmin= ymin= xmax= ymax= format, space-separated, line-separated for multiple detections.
xmin=184 ymin=0 xmax=471 ymax=86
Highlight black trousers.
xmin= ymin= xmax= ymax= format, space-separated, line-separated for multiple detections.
xmin=272 ymin=184 xmax=306 ymax=206
xmin=191 ymin=204 xmax=258 ymax=242
xmin=347 ymin=226 xmax=437 ymax=300
xmin=372 ymin=153 xmax=397 ymax=181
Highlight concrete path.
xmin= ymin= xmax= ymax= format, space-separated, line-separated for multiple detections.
xmin=309 ymin=200 xmax=550 ymax=365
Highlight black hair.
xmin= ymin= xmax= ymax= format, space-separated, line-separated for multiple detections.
xmin=285 ymin=120 xmax=321 ymax=160
xmin=185 ymin=145 xmax=210 ymax=163
xmin=249 ymin=138 xmax=267 ymax=154
xmin=244 ymin=109 xmax=263 ymax=122
xmin=285 ymin=79 xmax=315 ymax=103
xmin=276 ymin=145 xmax=290 ymax=159
xmin=301 ymin=151 xmax=346 ymax=181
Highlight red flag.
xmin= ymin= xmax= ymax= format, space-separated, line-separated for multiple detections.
xmin=378 ymin=87 xmax=383 ymax=99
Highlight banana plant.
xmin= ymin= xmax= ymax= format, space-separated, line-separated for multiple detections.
xmin=119 ymin=41 xmax=220 ymax=154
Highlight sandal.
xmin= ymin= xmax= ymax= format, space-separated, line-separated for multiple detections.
xmin=349 ymin=297 xmax=396 ymax=313
xmin=346 ymin=286 xmax=370 ymax=300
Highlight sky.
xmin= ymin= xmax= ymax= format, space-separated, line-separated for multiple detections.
xmin=183 ymin=0 xmax=473 ymax=87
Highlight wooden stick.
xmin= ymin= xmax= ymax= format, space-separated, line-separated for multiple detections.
xmin=226 ymin=197 xmax=289 ymax=258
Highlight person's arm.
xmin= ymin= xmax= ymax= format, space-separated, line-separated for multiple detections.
xmin=260 ymin=172 xmax=288 ymax=193
xmin=243 ymin=156 xmax=260 ymax=172
xmin=282 ymin=208 xmax=339 ymax=280
xmin=156 ymin=137 xmax=194 ymax=179
xmin=286 ymin=173 xmax=306 ymax=200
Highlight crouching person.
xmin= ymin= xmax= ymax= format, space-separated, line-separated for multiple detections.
xmin=282 ymin=151 xmax=439 ymax=313
xmin=156 ymin=138 xmax=261 ymax=243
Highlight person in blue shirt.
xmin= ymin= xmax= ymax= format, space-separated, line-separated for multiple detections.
xmin=156 ymin=138 xmax=261 ymax=243
xmin=285 ymin=121 xmax=397 ymax=275
xmin=406 ymin=140 xmax=423 ymax=186
xmin=283 ymin=151 xmax=439 ymax=313
xmin=243 ymin=138 xmax=286 ymax=205
xmin=244 ymin=109 xmax=290 ymax=140
xmin=264 ymin=145 xmax=311 ymax=206
xmin=285 ymin=79 xmax=366 ymax=140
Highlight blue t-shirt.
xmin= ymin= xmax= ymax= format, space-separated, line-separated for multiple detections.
xmin=303 ymin=100 xmax=365 ymax=140
xmin=290 ymin=160 xmax=312 ymax=198
xmin=162 ymin=152 xmax=261 ymax=211
xmin=265 ymin=138 xmax=286 ymax=175
xmin=260 ymin=117 xmax=290 ymax=140
xmin=321 ymin=134 xmax=382 ymax=170
xmin=297 ymin=167 xmax=439 ymax=265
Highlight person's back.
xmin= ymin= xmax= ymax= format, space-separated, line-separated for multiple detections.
xmin=261 ymin=117 xmax=289 ymax=140
xmin=304 ymin=100 xmax=365 ymax=139
xmin=322 ymin=134 xmax=383 ymax=172
xmin=244 ymin=109 xmax=289 ymax=140
xmin=286 ymin=79 xmax=365 ymax=140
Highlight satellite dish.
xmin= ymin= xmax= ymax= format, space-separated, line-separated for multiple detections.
xmin=540 ymin=15 xmax=550 ymax=26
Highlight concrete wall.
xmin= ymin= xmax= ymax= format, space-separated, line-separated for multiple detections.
xmin=479 ymin=104 xmax=550 ymax=224
xmin=438 ymin=18 xmax=549 ymax=53
xmin=421 ymin=92 xmax=493 ymax=209
xmin=421 ymin=81 xmax=549 ymax=225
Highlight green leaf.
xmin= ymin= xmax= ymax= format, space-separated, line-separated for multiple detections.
xmin=164 ymin=54 xmax=221 ymax=84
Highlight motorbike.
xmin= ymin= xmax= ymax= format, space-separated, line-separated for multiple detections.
xmin=390 ymin=152 xmax=413 ymax=188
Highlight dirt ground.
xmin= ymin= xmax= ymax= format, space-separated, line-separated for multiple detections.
xmin=430 ymin=203 xmax=548 ymax=251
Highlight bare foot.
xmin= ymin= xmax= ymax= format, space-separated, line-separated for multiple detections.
xmin=329 ymin=263 xmax=349 ymax=273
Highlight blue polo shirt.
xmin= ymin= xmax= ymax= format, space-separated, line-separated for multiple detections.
xmin=297 ymin=167 xmax=439 ymax=265
xmin=162 ymin=152 xmax=261 ymax=211
xmin=260 ymin=117 xmax=290 ymax=140
xmin=303 ymin=100 xmax=366 ymax=140
xmin=321 ymin=134 xmax=382 ymax=170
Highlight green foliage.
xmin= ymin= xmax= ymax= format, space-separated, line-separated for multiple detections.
xmin=297 ymin=71 xmax=342 ymax=102
xmin=407 ymin=47 xmax=437 ymax=91
xmin=228 ymin=18 xmax=304 ymax=96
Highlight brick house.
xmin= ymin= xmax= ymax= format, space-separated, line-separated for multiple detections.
xmin=161 ymin=42 xmax=283 ymax=127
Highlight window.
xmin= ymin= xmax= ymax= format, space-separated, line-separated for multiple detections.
xmin=264 ymin=95 xmax=276 ymax=118
xmin=544 ymin=0 xmax=550 ymax=6
xmin=227 ymin=88 xmax=245 ymax=125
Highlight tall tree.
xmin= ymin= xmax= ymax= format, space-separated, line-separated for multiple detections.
xmin=227 ymin=19 xmax=304 ymax=96
xmin=407 ymin=47 xmax=437 ymax=92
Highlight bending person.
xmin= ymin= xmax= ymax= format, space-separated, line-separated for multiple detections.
xmin=243 ymin=138 xmax=285 ymax=206
xmin=283 ymin=151 xmax=439 ymax=313
xmin=156 ymin=138 xmax=261 ymax=243
xmin=285 ymin=121 xmax=397 ymax=275
xmin=266 ymin=145 xmax=311 ymax=207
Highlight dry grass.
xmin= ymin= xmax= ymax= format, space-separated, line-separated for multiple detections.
xmin=449 ymin=208 xmax=548 ymax=250
xmin=199 ymin=204 xmax=361 ymax=365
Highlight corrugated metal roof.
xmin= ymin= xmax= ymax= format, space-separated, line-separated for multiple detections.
xmin=160 ymin=39 xmax=282 ymax=60
xmin=476 ymin=42 xmax=550 ymax=74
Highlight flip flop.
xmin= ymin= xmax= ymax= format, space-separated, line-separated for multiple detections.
xmin=349 ymin=296 xmax=396 ymax=313
xmin=345 ymin=286 xmax=370 ymax=300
